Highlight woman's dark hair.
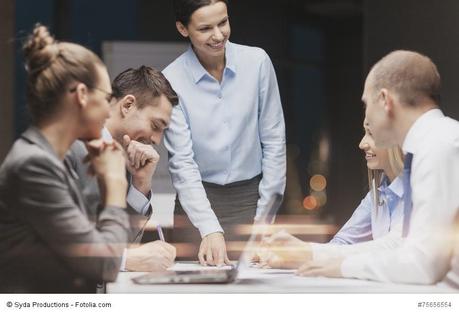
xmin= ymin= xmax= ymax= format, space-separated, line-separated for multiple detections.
xmin=111 ymin=66 xmax=178 ymax=108
xmin=23 ymin=23 xmax=104 ymax=123
xmin=173 ymin=0 xmax=228 ymax=26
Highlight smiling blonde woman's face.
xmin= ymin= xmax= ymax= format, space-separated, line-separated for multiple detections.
xmin=359 ymin=119 xmax=390 ymax=171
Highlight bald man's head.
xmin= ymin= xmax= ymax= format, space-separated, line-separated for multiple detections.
xmin=367 ymin=50 xmax=441 ymax=106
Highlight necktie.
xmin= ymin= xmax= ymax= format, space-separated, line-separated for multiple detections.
xmin=402 ymin=153 xmax=413 ymax=237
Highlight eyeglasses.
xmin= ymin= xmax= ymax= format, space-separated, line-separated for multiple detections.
xmin=69 ymin=84 xmax=114 ymax=103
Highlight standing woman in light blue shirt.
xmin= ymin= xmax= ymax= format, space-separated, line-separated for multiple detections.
xmin=163 ymin=0 xmax=286 ymax=265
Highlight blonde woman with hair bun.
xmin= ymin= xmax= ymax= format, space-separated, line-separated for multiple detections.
xmin=0 ymin=24 xmax=131 ymax=293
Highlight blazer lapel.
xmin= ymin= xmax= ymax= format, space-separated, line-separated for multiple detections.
xmin=63 ymin=159 xmax=88 ymax=214
xmin=21 ymin=127 xmax=88 ymax=214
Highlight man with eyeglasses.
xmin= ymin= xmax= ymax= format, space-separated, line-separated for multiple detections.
xmin=67 ymin=66 xmax=179 ymax=272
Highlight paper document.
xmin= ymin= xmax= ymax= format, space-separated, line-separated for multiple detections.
xmin=168 ymin=263 xmax=234 ymax=272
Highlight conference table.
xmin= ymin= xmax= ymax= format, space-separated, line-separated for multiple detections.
xmin=107 ymin=262 xmax=457 ymax=293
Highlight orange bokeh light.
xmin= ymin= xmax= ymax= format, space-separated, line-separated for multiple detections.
xmin=303 ymin=196 xmax=318 ymax=210
xmin=310 ymin=174 xmax=327 ymax=191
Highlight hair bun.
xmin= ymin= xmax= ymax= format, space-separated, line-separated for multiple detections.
xmin=23 ymin=23 xmax=59 ymax=74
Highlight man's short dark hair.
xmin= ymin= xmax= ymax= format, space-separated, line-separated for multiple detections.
xmin=111 ymin=66 xmax=178 ymax=108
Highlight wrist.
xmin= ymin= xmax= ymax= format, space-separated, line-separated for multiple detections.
xmin=203 ymin=231 xmax=223 ymax=239
xmin=104 ymin=174 xmax=128 ymax=186
xmin=105 ymin=195 xmax=127 ymax=208
xmin=300 ymin=243 xmax=313 ymax=261
xmin=132 ymin=177 xmax=152 ymax=196
xmin=104 ymin=177 xmax=128 ymax=208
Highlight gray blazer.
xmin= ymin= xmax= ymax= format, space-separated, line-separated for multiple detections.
xmin=0 ymin=127 xmax=130 ymax=293
xmin=66 ymin=140 xmax=151 ymax=243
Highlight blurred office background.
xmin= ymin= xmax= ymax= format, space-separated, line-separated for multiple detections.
xmin=2 ymin=0 xmax=459 ymax=255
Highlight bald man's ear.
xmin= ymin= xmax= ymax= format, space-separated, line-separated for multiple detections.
xmin=380 ymin=88 xmax=395 ymax=117
xmin=120 ymin=94 xmax=137 ymax=118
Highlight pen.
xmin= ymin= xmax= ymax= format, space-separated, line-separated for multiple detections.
xmin=156 ymin=225 xmax=165 ymax=242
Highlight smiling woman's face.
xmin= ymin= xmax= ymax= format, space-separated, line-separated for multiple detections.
xmin=177 ymin=1 xmax=230 ymax=61
xmin=359 ymin=119 xmax=389 ymax=171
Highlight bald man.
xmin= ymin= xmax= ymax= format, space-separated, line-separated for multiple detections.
xmin=296 ymin=50 xmax=459 ymax=285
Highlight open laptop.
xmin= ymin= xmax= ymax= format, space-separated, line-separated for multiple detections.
xmin=132 ymin=194 xmax=283 ymax=284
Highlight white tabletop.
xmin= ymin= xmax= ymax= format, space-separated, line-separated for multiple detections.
xmin=107 ymin=263 xmax=456 ymax=293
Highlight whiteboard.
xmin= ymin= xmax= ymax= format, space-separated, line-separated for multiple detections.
xmin=102 ymin=41 xmax=188 ymax=77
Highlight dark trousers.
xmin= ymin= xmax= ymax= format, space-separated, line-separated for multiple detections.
xmin=170 ymin=175 xmax=261 ymax=260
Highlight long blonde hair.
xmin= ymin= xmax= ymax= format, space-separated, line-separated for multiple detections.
xmin=368 ymin=146 xmax=404 ymax=211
